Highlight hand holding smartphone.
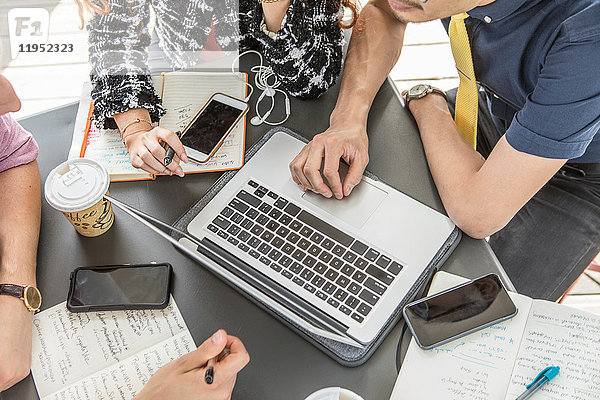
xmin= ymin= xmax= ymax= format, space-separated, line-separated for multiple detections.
xmin=403 ymin=273 xmax=518 ymax=349
xmin=179 ymin=93 xmax=249 ymax=164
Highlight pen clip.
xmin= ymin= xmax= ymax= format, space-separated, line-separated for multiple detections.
xmin=526 ymin=366 xmax=560 ymax=389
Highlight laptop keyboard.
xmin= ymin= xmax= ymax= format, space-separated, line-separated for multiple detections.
xmin=207 ymin=179 xmax=405 ymax=324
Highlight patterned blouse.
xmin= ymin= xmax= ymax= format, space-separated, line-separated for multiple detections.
xmin=88 ymin=0 xmax=345 ymax=128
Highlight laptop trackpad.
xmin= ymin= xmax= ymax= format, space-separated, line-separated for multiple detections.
xmin=301 ymin=180 xmax=387 ymax=229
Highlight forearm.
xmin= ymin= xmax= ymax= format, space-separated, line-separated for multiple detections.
xmin=331 ymin=0 xmax=406 ymax=127
xmin=87 ymin=0 xmax=159 ymax=129
xmin=113 ymin=108 xmax=153 ymax=144
xmin=412 ymin=94 xmax=567 ymax=239
xmin=262 ymin=0 xmax=291 ymax=32
xmin=0 ymin=161 xmax=40 ymax=285
xmin=410 ymin=96 xmax=489 ymax=235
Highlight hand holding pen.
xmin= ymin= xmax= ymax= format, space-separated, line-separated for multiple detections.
xmin=205 ymin=347 xmax=231 ymax=384
xmin=134 ymin=329 xmax=249 ymax=400
xmin=163 ymin=131 xmax=181 ymax=167
xmin=121 ymin=125 xmax=188 ymax=177
xmin=162 ymin=130 xmax=187 ymax=177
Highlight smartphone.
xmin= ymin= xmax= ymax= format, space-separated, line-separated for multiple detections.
xmin=67 ymin=263 xmax=172 ymax=312
xmin=180 ymin=93 xmax=249 ymax=163
xmin=403 ymin=273 xmax=518 ymax=350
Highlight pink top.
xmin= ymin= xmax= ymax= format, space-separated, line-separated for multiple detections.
xmin=0 ymin=113 xmax=38 ymax=173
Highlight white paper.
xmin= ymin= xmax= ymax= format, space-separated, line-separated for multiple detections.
xmin=68 ymin=81 xmax=150 ymax=180
xmin=31 ymin=298 xmax=196 ymax=400
xmin=68 ymin=82 xmax=93 ymax=160
xmin=390 ymin=272 xmax=532 ymax=400
xmin=505 ymin=301 xmax=600 ymax=400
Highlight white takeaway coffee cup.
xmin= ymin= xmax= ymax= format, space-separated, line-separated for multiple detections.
xmin=45 ymin=158 xmax=114 ymax=237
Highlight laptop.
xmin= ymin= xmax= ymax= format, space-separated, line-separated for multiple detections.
xmin=181 ymin=131 xmax=457 ymax=347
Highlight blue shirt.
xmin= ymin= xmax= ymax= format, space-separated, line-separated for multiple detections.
xmin=442 ymin=0 xmax=600 ymax=162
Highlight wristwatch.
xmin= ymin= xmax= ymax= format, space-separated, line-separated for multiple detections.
xmin=402 ymin=84 xmax=446 ymax=107
xmin=0 ymin=284 xmax=42 ymax=312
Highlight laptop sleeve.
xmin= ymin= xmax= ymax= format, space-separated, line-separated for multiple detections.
xmin=170 ymin=127 xmax=461 ymax=367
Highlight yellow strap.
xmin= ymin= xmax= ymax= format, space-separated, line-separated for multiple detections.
xmin=449 ymin=13 xmax=478 ymax=149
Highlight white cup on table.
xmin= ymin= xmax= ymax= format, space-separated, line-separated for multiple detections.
xmin=305 ymin=387 xmax=364 ymax=400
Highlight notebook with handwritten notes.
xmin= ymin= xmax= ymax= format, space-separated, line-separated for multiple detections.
xmin=391 ymin=271 xmax=600 ymax=400
xmin=68 ymin=72 xmax=248 ymax=182
xmin=30 ymin=297 xmax=196 ymax=400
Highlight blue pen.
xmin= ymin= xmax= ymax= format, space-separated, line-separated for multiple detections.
xmin=515 ymin=366 xmax=560 ymax=400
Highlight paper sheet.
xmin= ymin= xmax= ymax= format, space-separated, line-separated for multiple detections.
xmin=68 ymin=82 xmax=93 ymax=160
xmin=68 ymin=82 xmax=150 ymax=180
xmin=82 ymin=125 xmax=150 ymax=180
xmin=390 ymin=272 xmax=532 ymax=400
xmin=391 ymin=272 xmax=600 ymax=400
xmin=505 ymin=301 xmax=600 ymax=400
xmin=31 ymin=298 xmax=196 ymax=400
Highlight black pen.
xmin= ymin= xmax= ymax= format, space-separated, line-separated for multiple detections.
xmin=204 ymin=347 xmax=231 ymax=384
xmin=163 ymin=130 xmax=181 ymax=167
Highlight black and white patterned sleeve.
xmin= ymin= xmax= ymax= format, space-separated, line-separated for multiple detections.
xmin=241 ymin=0 xmax=345 ymax=99
xmin=87 ymin=0 xmax=165 ymax=129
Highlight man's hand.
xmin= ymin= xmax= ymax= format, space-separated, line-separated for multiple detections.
xmin=135 ymin=329 xmax=250 ymax=400
xmin=288 ymin=0 xmax=406 ymax=200
xmin=0 ymin=296 xmax=34 ymax=391
xmin=289 ymin=123 xmax=369 ymax=199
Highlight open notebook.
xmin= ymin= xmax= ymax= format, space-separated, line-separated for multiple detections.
xmin=30 ymin=297 xmax=196 ymax=400
xmin=391 ymin=271 xmax=600 ymax=400
xmin=68 ymin=72 xmax=248 ymax=182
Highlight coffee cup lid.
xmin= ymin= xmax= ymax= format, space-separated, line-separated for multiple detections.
xmin=45 ymin=159 xmax=110 ymax=212
xmin=305 ymin=387 xmax=364 ymax=400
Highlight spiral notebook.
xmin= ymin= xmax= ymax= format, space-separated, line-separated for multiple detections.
xmin=68 ymin=72 xmax=248 ymax=182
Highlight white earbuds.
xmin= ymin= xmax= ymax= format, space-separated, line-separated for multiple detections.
xmin=232 ymin=50 xmax=291 ymax=126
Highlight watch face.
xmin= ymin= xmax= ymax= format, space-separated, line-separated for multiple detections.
xmin=24 ymin=286 xmax=42 ymax=311
xmin=408 ymin=84 xmax=430 ymax=96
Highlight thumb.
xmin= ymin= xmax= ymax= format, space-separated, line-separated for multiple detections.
xmin=343 ymin=157 xmax=366 ymax=196
xmin=176 ymin=329 xmax=227 ymax=372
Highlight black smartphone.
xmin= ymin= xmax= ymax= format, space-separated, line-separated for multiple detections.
xmin=67 ymin=263 xmax=172 ymax=312
xmin=403 ymin=273 xmax=518 ymax=349
xmin=180 ymin=93 xmax=249 ymax=163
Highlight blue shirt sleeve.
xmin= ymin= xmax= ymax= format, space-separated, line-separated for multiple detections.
xmin=505 ymin=26 xmax=600 ymax=159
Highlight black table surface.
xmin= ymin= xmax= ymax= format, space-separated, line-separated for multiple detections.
xmin=5 ymin=75 xmax=512 ymax=400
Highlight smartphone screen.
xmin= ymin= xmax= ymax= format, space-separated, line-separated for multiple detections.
xmin=180 ymin=99 xmax=244 ymax=155
xmin=403 ymin=274 xmax=517 ymax=349
xmin=68 ymin=264 xmax=171 ymax=311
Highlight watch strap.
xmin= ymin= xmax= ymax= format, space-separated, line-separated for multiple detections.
xmin=0 ymin=283 xmax=25 ymax=298
xmin=429 ymin=87 xmax=447 ymax=100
